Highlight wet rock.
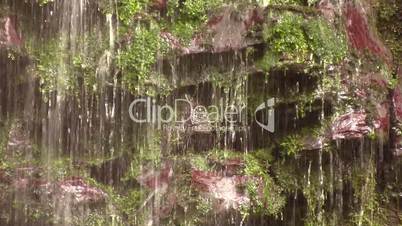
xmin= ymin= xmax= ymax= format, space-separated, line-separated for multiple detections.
xmin=160 ymin=6 xmax=264 ymax=56
xmin=15 ymin=167 xmax=38 ymax=177
xmin=185 ymin=6 xmax=263 ymax=54
xmin=317 ymin=0 xmax=336 ymax=23
xmin=392 ymin=147 xmax=402 ymax=157
xmin=151 ymin=0 xmax=167 ymax=11
xmin=137 ymin=161 xmax=173 ymax=192
xmin=0 ymin=169 xmax=11 ymax=184
xmin=6 ymin=169 xmax=107 ymax=206
xmin=160 ymin=32 xmax=186 ymax=54
xmin=331 ymin=111 xmax=371 ymax=140
xmin=12 ymin=178 xmax=50 ymax=195
xmin=90 ymin=152 xmax=131 ymax=185
xmin=301 ymin=135 xmax=325 ymax=150
xmin=393 ymin=85 xmax=402 ymax=122
xmin=390 ymin=69 xmax=402 ymax=155
xmin=373 ymin=102 xmax=389 ymax=133
xmin=7 ymin=123 xmax=33 ymax=154
xmin=159 ymin=193 xmax=177 ymax=219
xmin=0 ymin=16 xmax=22 ymax=47
xmin=191 ymin=170 xmax=249 ymax=210
xmin=221 ymin=158 xmax=244 ymax=175
xmin=56 ymin=177 xmax=107 ymax=205
xmin=344 ymin=3 xmax=391 ymax=63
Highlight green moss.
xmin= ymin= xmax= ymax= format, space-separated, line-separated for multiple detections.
xmin=258 ymin=13 xmax=347 ymax=71
xmin=85 ymin=177 xmax=147 ymax=225
xmin=190 ymin=155 xmax=210 ymax=171
xmin=28 ymin=39 xmax=64 ymax=96
xmin=118 ymin=0 xmax=150 ymax=25
xmin=376 ymin=0 xmax=402 ymax=64
xmin=38 ymin=0 xmax=53 ymax=6
xmin=350 ymin=163 xmax=389 ymax=226
xmin=243 ymin=154 xmax=286 ymax=217
xmin=118 ymin=25 xmax=171 ymax=96
xmin=253 ymin=148 xmax=274 ymax=165
xmin=268 ymin=0 xmax=305 ymax=6
xmin=165 ymin=0 xmax=224 ymax=45
xmin=263 ymin=13 xmax=309 ymax=64
xmin=304 ymin=18 xmax=347 ymax=65
xmin=0 ymin=122 xmax=9 ymax=168
xmin=208 ymin=148 xmax=243 ymax=161
xmin=272 ymin=162 xmax=300 ymax=193
xmin=27 ymin=32 xmax=108 ymax=97
xmin=122 ymin=133 xmax=162 ymax=181
xmin=280 ymin=134 xmax=303 ymax=156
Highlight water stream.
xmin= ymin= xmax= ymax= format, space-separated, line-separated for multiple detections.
xmin=0 ymin=0 xmax=401 ymax=226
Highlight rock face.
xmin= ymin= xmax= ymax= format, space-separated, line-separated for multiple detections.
xmin=344 ymin=3 xmax=391 ymax=63
xmin=317 ymin=0 xmax=336 ymax=23
xmin=302 ymin=135 xmax=324 ymax=150
xmin=164 ymin=6 xmax=264 ymax=55
xmin=331 ymin=111 xmax=371 ymax=140
xmin=3 ymin=168 xmax=107 ymax=206
xmin=136 ymin=161 xmax=173 ymax=191
xmin=7 ymin=123 xmax=33 ymax=154
xmin=0 ymin=16 xmax=22 ymax=47
xmin=191 ymin=170 xmax=250 ymax=210
xmin=56 ymin=177 xmax=107 ymax=205
xmin=392 ymin=68 xmax=402 ymax=156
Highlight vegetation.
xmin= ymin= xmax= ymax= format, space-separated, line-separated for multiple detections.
xmin=243 ymin=154 xmax=286 ymax=217
xmin=280 ymin=134 xmax=303 ymax=156
xmin=258 ymin=12 xmax=347 ymax=71
xmin=376 ymin=0 xmax=402 ymax=65
xmin=0 ymin=0 xmax=401 ymax=225
xmin=118 ymin=25 xmax=171 ymax=95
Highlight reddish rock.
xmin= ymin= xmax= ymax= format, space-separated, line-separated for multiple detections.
xmin=318 ymin=0 xmax=336 ymax=23
xmin=159 ymin=193 xmax=177 ymax=218
xmin=391 ymin=69 xmax=402 ymax=155
xmin=0 ymin=169 xmax=11 ymax=184
xmin=191 ymin=170 xmax=250 ymax=210
xmin=0 ymin=16 xmax=22 ymax=47
xmin=207 ymin=15 xmax=224 ymax=27
xmin=160 ymin=32 xmax=189 ymax=54
xmin=56 ymin=177 xmax=107 ymax=205
xmin=137 ymin=161 xmax=173 ymax=191
xmin=165 ymin=6 xmax=264 ymax=55
xmin=244 ymin=8 xmax=264 ymax=30
xmin=8 ymin=173 xmax=106 ymax=205
xmin=393 ymin=87 xmax=402 ymax=122
xmin=331 ymin=111 xmax=371 ymax=140
xmin=344 ymin=4 xmax=391 ymax=64
xmin=373 ymin=103 xmax=389 ymax=132
xmin=151 ymin=0 xmax=167 ymax=11
xmin=12 ymin=178 xmax=50 ymax=193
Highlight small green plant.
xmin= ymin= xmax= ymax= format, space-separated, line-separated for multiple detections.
xmin=280 ymin=134 xmax=303 ymax=156
xmin=304 ymin=18 xmax=347 ymax=65
xmin=165 ymin=0 xmax=224 ymax=45
xmin=118 ymin=0 xmax=150 ymax=25
xmin=263 ymin=13 xmax=309 ymax=64
xmin=259 ymin=13 xmax=347 ymax=71
xmin=190 ymin=155 xmax=210 ymax=171
xmin=244 ymin=154 xmax=285 ymax=217
xmin=118 ymin=25 xmax=170 ymax=95
xmin=38 ymin=0 xmax=53 ymax=6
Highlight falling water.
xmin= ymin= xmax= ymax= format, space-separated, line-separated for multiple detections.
xmin=0 ymin=0 xmax=401 ymax=226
